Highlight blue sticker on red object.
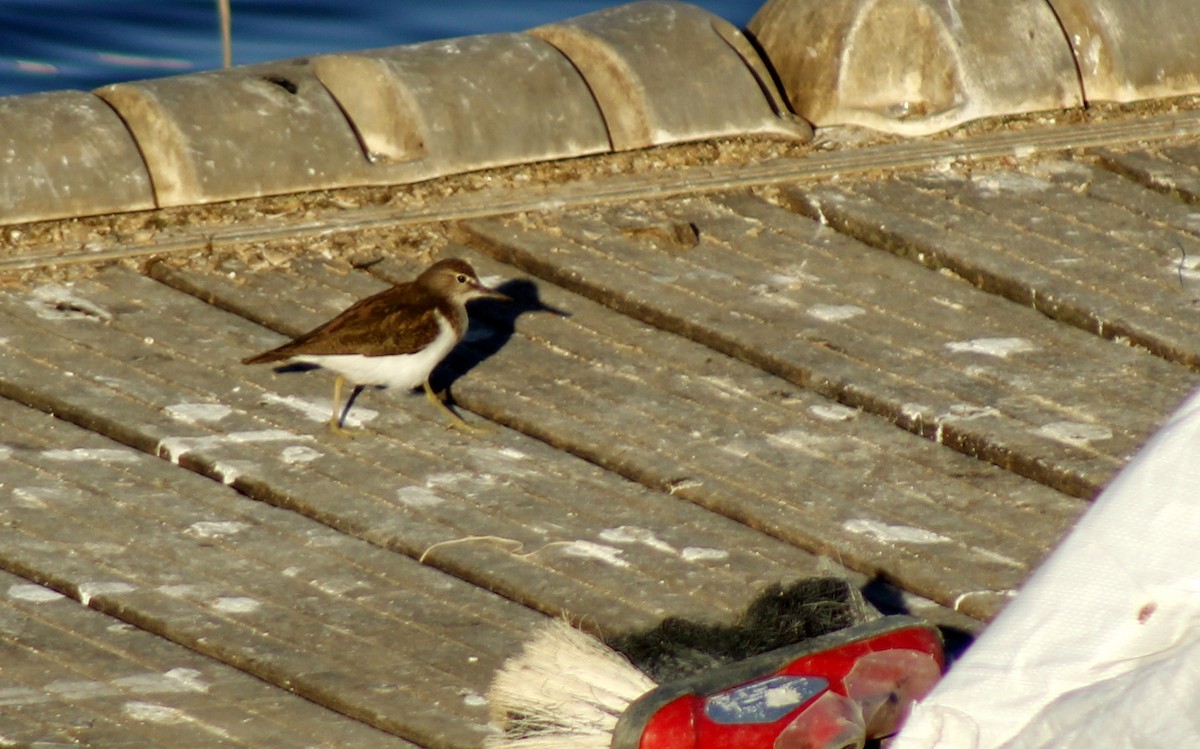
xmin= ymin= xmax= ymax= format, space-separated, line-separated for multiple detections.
xmin=703 ymin=676 xmax=829 ymax=724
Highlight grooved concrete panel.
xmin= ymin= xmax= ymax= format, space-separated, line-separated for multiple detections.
xmin=460 ymin=191 xmax=1198 ymax=501
xmin=314 ymin=33 xmax=611 ymax=181
xmin=749 ymin=0 xmax=1082 ymax=135
xmin=0 ymin=568 xmax=416 ymax=749
xmin=531 ymin=0 xmax=811 ymax=150
xmin=0 ymin=392 xmax=534 ymax=748
xmin=0 ymin=91 xmax=155 ymax=224
xmin=95 ymin=60 xmax=372 ymax=207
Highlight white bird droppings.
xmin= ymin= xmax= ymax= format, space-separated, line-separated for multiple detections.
xmin=953 ymin=589 xmax=1015 ymax=612
xmin=599 ymin=526 xmax=676 ymax=554
xmin=46 ymin=680 xmax=109 ymax=699
xmin=463 ymin=447 xmax=536 ymax=480
xmin=158 ymin=584 xmax=206 ymax=599
xmin=210 ymin=459 xmax=258 ymax=486
xmin=164 ymin=402 xmax=233 ymax=424
xmin=807 ymin=304 xmax=866 ymax=322
xmin=185 ymin=521 xmax=250 ymax=538
xmin=0 ymin=687 xmax=43 ymax=707
xmin=280 ymin=445 xmax=322 ymax=464
xmin=1037 ymin=421 xmax=1113 ymax=447
xmin=596 ymin=527 xmax=730 ymax=564
xmin=682 ymin=547 xmax=730 ymax=562
xmin=211 ymin=596 xmax=261 ymax=614
xmin=41 ymin=447 xmax=140 ymax=463
xmin=123 ymin=701 xmax=232 ymax=740
xmin=945 ymin=337 xmax=1037 ymax=358
xmin=396 ymin=486 xmax=445 ymax=508
xmin=7 ymin=584 xmax=65 ymax=603
xmin=123 ymin=702 xmax=188 ymax=723
xmin=158 ymin=429 xmax=309 ymax=464
xmin=843 ymin=519 xmax=951 ymax=545
xmin=426 ymin=470 xmax=496 ymax=491
xmin=27 ymin=285 xmax=112 ymax=321
xmin=77 ymin=582 xmax=136 ymax=606
xmin=768 ymin=429 xmax=832 ymax=451
xmin=971 ymin=172 xmax=1051 ymax=195
xmin=113 ymin=668 xmax=208 ymax=694
xmin=809 ymin=403 xmax=859 ymax=422
xmin=941 ymin=404 xmax=1000 ymax=421
xmin=12 ymin=486 xmax=67 ymax=508
xmin=560 ymin=541 xmax=629 ymax=568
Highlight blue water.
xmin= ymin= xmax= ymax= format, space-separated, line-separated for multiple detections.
xmin=0 ymin=1 xmax=762 ymax=97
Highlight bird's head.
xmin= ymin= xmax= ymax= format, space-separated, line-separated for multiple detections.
xmin=421 ymin=258 xmax=510 ymax=303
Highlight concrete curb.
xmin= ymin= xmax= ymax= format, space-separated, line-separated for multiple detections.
xmin=0 ymin=91 xmax=156 ymax=224
xmin=1 ymin=1 xmax=805 ymax=226
xmin=749 ymin=0 xmax=1200 ymax=136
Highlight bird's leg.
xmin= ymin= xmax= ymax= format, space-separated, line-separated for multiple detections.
xmin=423 ymin=380 xmax=490 ymax=432
xmin=327 ymin=374 xmax=357 ymax=438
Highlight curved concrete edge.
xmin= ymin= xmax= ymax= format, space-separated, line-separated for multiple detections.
xmin=313 ymin=33 xmax=612 ymax=183
xmin=1 ymin=1 xmax=811 ymax=225
xmin=95 ymin=59 xmax=373 ymax=208
xmin=749 ymin=0 xmax=1084 ymax=136
xmin=0 ymin=90 xmax=156 ymax=225
xmin=530 ymin=0 xmax=811 ymax=150
xmin=1050 ymin=0 xmax=1200 ymax=103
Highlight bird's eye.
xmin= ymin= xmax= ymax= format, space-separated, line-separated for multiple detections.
xmin=456 ymin=274 xmax=468 ymax=283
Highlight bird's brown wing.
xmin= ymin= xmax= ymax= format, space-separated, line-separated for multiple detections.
xmin=242 ymin=283 xmax=441 ymax=364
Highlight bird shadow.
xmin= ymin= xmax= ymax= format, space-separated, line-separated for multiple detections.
xmin=861 ymin=576 xmax=976 ymax=663
xmin=432 ymin=277 xmax=568 ymax=400
xmin=272 ymin=361 xmax=320 ymax=374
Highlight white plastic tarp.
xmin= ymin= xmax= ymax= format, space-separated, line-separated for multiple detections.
xmin=893 ymin=387 xmax=1200 ymax=748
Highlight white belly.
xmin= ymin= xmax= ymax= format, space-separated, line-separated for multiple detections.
xmin=293 ymin=314 xmax=461 ymax=390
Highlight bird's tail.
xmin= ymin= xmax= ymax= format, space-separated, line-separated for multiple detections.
xmin=241 ymin=349 xmax=289 ymax=365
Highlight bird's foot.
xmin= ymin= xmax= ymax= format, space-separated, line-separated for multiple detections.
xmin=445 ymin=414 xmax=495 ymax=434
xmin=424 ymin=381 xmax=494 ymax=434
xmin=327 ymin=419 xmax=358 ymax=439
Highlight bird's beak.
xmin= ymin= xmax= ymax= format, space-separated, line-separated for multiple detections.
xmin=474 ymin=278 xmax=511 ymax=302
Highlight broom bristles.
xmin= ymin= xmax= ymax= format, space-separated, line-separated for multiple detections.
xmin=486 ymin=619 xmax=657 ymax=749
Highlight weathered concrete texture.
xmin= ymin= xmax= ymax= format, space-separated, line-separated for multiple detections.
xmin=1050 ymin=0 xmax=1200 ymax=102
xmin=530 ymin=0 xmax=810 ymax=150
xmin=788 ymin=161 xmax=1200 ymax=372
xmin=169 ymin=250 xmax=1043 ymax=620
xmin=0 ymin=394 xmax=537 ymax=749
xmin=459 ymin=191 xmax=1198 ymax=500
xmin=0 ymin=91 xmax=155 ymax=224
xmin=95 ymin=59 xmax=373 ymax=208
xmin=314 ymin=33 xmax=612 ymax=178
xmin=748 ymin=0 xmax=1082 ymax=135
xmin=2 ymin=266 xmax=845 ymax=635
xmin=1093 ymin=142 xmax=1200 ymax=206
xmin=0 ymin=566 xmax=416 ymax=749
xmin=0 ymin=256 xmax=994 ymax=745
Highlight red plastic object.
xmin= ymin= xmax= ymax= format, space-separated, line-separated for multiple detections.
xmin=612 ymin=616 xmax=944 ymax=749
